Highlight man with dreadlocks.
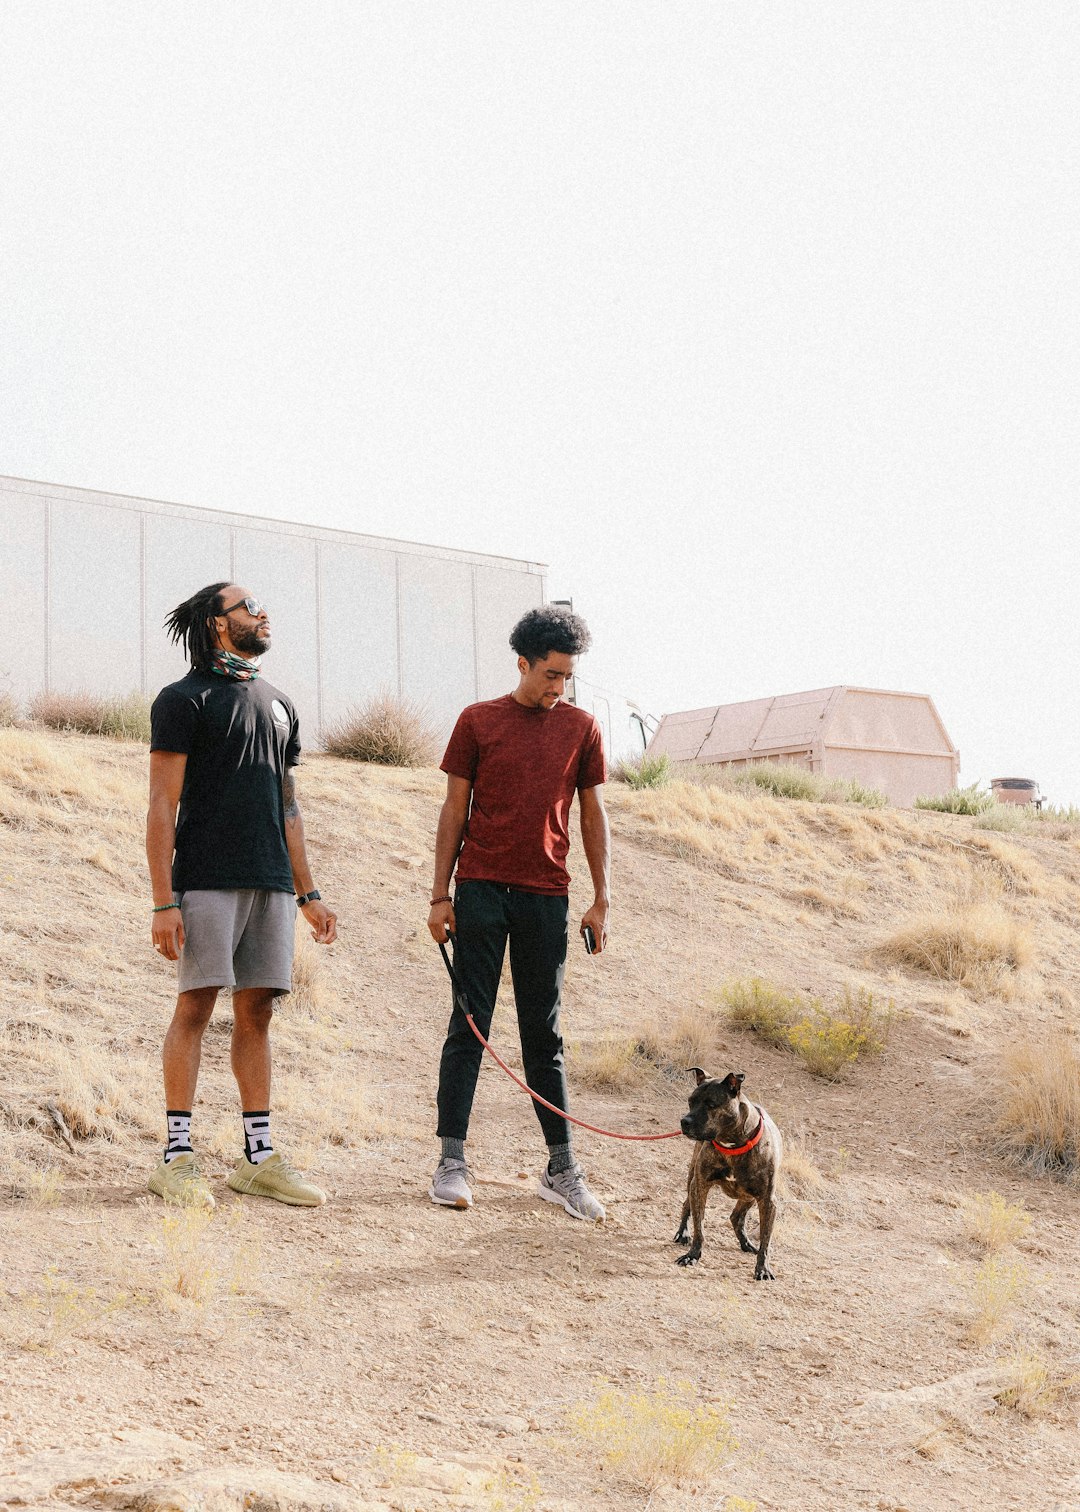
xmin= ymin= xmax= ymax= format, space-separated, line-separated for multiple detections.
xmin=146 ymin=582 xmax=337 ymax=1208
xmin=426 ymin=604 xmax=610 ymax=1220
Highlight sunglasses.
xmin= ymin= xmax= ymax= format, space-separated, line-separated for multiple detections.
xmin=220 ymin=596 xmax=267 ymax=617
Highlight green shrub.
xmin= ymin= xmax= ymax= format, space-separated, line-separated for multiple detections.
xmin=728 ymin=762 xmax=886 ymax=807
xmin=721 ymin=977 xmax=894 ymax=1079
xmin=614 ymin=753 xmax=672 ymax=789
xmin=28 ymin=690 xmax=151 ymax=742
xmin=843 ymin=778 xmax=888 ymax=809
xmin=322 ymin=692 xmax=438 ymax=767
xmin=720 ymin=977 xmax=803 ymax=1046
xmin=737 ymin=762 xmax=822 ymax=802
xmin=785 ymin=988 xmax=895 ymax=1079
xmin=1036 ymin=803 xmax=1080 ymax=824
xmin=915 ymin=782 xmax=993 ymax=816
xmin=973 ymin=804 xmax=1033 ymax=833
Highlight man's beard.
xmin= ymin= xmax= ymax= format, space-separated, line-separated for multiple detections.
xmin=226 ymin=618 xmax=271 ymax=657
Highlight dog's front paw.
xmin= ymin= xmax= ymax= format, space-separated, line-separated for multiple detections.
xmin=737 ymin=1235 xmax=758 ymax=1254
xmin=753 ymin=1262 xmax=775 ymax=1281
xmin=676 ymin=1251 xmax=701 ymax=1267
xmin=673 ymin=1228 xmax=690 ymax=1246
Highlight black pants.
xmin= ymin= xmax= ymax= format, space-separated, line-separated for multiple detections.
xmin=436 ymin=881 xmax=571 ymax=1147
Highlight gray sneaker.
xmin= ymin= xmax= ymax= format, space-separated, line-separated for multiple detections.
xmin=538 ymin=1163 xmax=606 ymax=1222
xmin=429 ymin=1157 xmax=473 ymax=1209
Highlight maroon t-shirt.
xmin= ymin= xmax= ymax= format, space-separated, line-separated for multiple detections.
xmin=441 ymin=694 xmax=607 ymax=895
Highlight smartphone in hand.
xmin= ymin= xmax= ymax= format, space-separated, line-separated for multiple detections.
xmin=583 ymin=925 xmax=596 ymax=955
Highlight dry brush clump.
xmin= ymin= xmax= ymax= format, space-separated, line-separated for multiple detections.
xmin=565 ymin=1378 xmax=737 ymax=1493
xmin=993 ymin=1032 xmax=1080 ymax=1182
xmin=881 ymin=903 xmax=1033 ymax=998
xmin=568 ymin=1034 xmax=652 ymax=1092
xmin=960 ymin=1190 xmax=1031 ymax=1252
xmin=28 ymin=689 xmax=152 ymax=741
xmin=636 ymin=1000 xmax=727 ymax=1079
xmin=322 ymin=692 xmax=438 ymax=767
xmin=722 ymin=977 xmax=895 ymax=1079
xmin=994 ymin=1348 xmax=1080 ymax=1418
xmin=963 ymin=1253 xmax=1029 ymax=1345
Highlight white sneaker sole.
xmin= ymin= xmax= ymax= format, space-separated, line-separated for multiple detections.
xmin=537 ymin=1181 xmax=604 ymax=1222
xmin=428 ymin=1184 xmax=472 ymax=1209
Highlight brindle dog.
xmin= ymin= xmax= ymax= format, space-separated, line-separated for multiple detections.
xmin=674 ymin=1069 xmax=783 ymax=1280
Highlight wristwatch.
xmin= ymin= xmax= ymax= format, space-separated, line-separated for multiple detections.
xmin=296 ymin=890 xmax=321 ymax=907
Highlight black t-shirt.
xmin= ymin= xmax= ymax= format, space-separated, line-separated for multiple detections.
xmin=150 ymin=670 xmax=301 ymax=893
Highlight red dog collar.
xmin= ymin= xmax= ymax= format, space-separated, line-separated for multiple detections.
xmin=711 ymin=1106 xmax=764 ymax=1158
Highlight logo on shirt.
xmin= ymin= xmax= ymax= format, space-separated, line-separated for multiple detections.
xmin=271 ymin=699 xmax=290 ymax=728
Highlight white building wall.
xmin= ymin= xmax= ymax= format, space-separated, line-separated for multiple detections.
xmin=0 ymin=476 xmax=546 ymax=743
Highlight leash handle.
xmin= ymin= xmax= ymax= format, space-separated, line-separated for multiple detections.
xmin=436 ymin=937 xmax=682 ymax=1143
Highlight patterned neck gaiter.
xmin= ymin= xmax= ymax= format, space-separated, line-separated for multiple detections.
xmin=209 ymin=649 xmax=262 ymax=681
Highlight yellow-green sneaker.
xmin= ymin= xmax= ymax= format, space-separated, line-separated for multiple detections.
xmin=226 ymin=1152 xmax=326 ymax=1207
xmin=148 ymin=1152 xmax=216 ymax=1208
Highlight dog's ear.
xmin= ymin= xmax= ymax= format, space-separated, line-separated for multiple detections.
xmin=721 ymin=1071 xmax=745 ymax=1097
xmin=687 ymin=1067 xmax=708 ymax=1086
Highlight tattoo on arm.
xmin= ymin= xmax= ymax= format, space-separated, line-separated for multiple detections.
xmin=282 ymin=769 xmax=300 ymax=820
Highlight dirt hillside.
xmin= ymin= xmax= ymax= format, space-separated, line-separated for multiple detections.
xmin=2 ymin=728 xmax=1079 ymax=1512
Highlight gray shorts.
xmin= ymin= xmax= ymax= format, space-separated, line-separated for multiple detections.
xmin=176 ymin=890 xmax=295 ymax=996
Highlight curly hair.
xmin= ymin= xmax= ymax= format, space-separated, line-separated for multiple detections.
xmin=163 ymin=582 xmax=231 ymax=671
xmin=510 ymin=604 xmax=592 ymax=664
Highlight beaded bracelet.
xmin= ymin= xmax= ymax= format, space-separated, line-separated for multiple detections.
xmin=152 ymin=903 xmax=180 ymax=913
xmin=429 ymin=895 xmax=453 ymax=906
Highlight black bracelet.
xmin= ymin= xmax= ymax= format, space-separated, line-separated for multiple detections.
xmin=296 ymin=890 xmax=321 ymax=907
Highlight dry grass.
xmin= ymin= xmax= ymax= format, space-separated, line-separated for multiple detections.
xmin=28 ymin=689 xmax=152 ymax=741
xmin=0 ymin=1016 xmax=159 ymax=1147
xmin=322 ymin=692 xmax=438 ymax=767
xmin=2 ymin=1267 xmax=135 ymax=1354
xmin=568 ymin=1035 xmax=651 ymax=1092
xmin=276 ymin=1065 xmax=395 ymax=1160
xmin=960 ymin=1190 xmax=1031 ymax=1252
xmin=973 ymin=804 xmax=1035 ymax=833
xmin=0 ymin=691 xmax=20 ymax=727
xmin=0 ymin=727 xmax=145 ymax=834
xmin=963 ymin=1254 xmax=1028 ymax=1345
xmin=565 ymin=1378 xmax=737 ymax=1492
xmin=994 ymin=1032 xmax=1080 ymax=1181
xmin=636 ymin=1002 xmax=726 ymax=1078
xmin=160 ymin=1206 xmax=219 ymax=1305
xmin=994 ymin=1348 xmax=1079 ymax=1417
xmin=780 ymin=1137 xmax=827 ymax=1197
xmin=881 ymin=903 xmax=1034 ymax=997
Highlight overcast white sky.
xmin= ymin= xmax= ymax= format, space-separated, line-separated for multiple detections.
xmin=1 ymin=3 xmax=1076 ymax=799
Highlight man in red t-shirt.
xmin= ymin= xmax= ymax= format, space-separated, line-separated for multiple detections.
xmin=426 ymin=605 xmax=610 ymax=1220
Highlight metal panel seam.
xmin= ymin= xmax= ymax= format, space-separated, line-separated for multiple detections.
xmin=315 ymin=541 xmax=324 ymax=735
xmin=470 ymin=567 xmax=480 ymax=700
xmin=43 ymin=498 xmax=52 ymax=693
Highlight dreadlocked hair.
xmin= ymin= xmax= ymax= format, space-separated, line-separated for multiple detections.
xmin=164 ymin=582 xmax=231 ymax=671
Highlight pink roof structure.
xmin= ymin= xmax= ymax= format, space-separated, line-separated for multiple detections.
xmin=647 ymin=686 xmax=960 ymax=807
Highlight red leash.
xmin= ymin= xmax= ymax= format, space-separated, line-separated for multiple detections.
xmin=438 ymin=940 xmax=683 ymax=1142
